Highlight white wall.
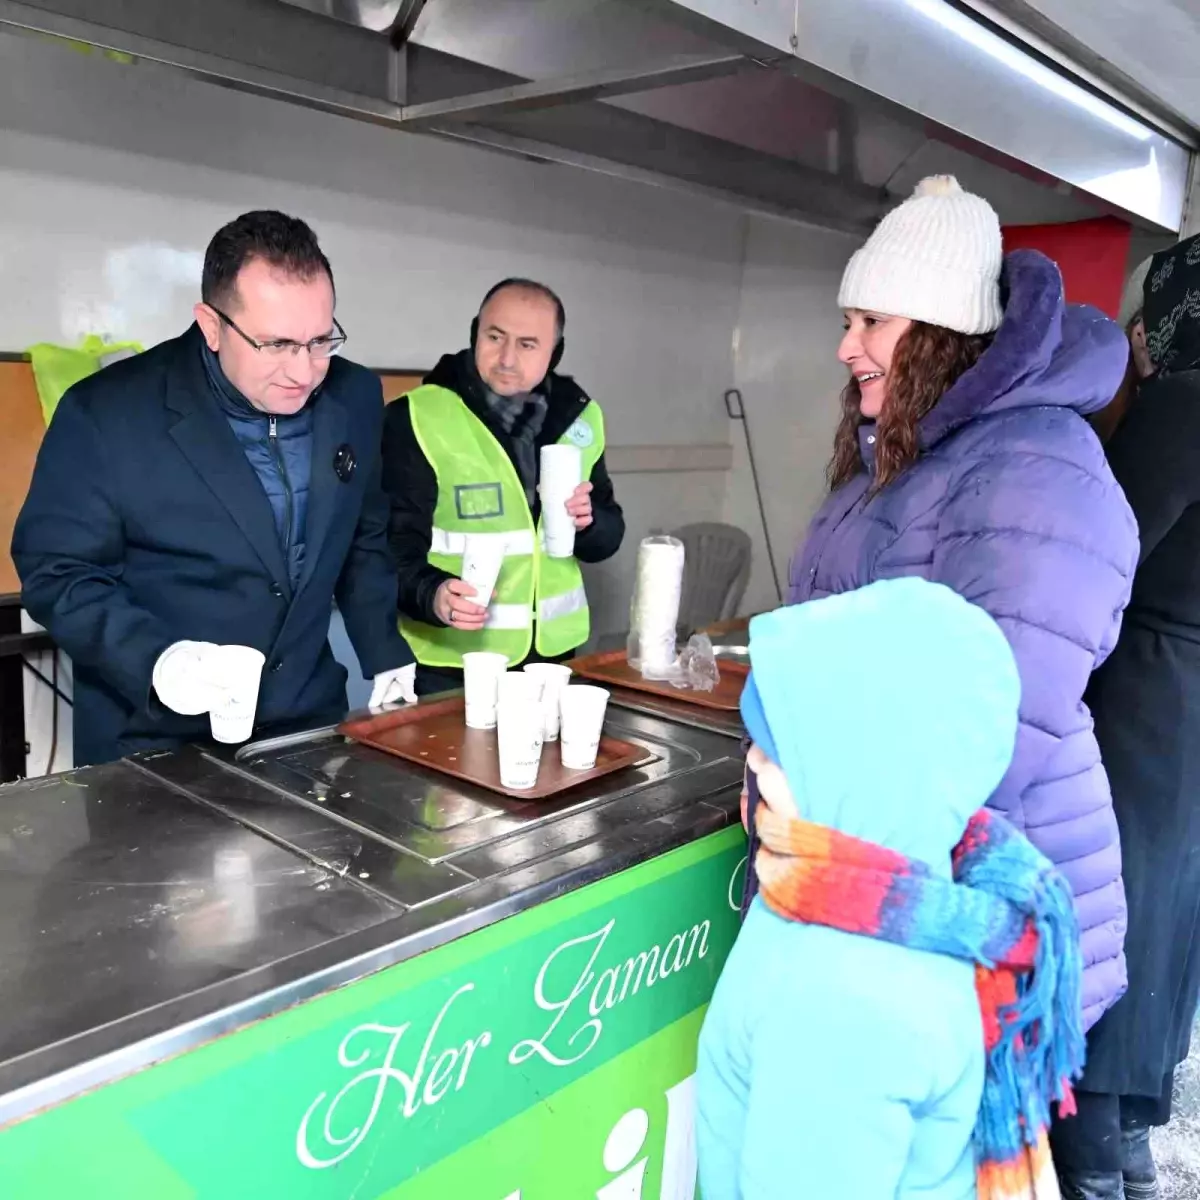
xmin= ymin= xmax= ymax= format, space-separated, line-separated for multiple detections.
xmin=724 ymin=219 xmax=863 ymax=613
xmin=0 ymin=32 xmax=752 ymax=772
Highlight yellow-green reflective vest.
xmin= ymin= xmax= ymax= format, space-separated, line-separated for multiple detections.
xmin=27 ymin=336 xmax=143 ymax=426
xmin=401 ymin=385 xmax=605 ymax=668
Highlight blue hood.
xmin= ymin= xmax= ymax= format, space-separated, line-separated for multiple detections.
xmin=741 ymin=578 xmax=1021 ymax=870
xmin=920 ymin=250 xmax=1129 ymax=451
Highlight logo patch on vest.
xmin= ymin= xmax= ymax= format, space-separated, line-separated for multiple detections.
xmin=455 ymin=482 xmax=504 ymax=520
xmin=564 ymin=417 xmax=594 ymax=449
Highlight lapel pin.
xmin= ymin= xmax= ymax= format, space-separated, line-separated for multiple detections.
xmin=333 ymin=444 xmax=356 ymax=483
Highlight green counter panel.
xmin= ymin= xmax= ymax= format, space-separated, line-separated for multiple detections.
xmin=1 ymin=827 xmax=749 ymax=1198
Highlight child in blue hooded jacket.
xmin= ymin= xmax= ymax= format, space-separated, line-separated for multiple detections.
xmin=696 ymin=577 xmax=1084 ymax=1200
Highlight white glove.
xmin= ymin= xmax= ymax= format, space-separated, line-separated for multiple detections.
xmin=152 ymin=641 xmax=223 ymax=715
xmin=369 ymin=662 xmax=417 ymax=709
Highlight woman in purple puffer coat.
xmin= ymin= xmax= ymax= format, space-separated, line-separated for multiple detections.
xmin=773 ymin=178 xmax=1139 ymax=1048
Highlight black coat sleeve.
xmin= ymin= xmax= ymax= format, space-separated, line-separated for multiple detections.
xmin=12 ymin=392 xmax=175 ymax=706
xmin=1106 ymin=379 xmax=1200 ymax=563
xmin=334 ymin=391 xmax=416 ymax=678
xmin=380 ymin=396 xmax=454 ymax=625
xmin=573 ymin=450 xmax=625 ymax=564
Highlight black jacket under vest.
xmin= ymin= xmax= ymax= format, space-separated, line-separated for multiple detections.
xmin=381 ymin=350 xmax=625 ymax=625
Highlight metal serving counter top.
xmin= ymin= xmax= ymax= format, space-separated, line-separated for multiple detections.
xmin=0 ymin=700 xmax=742 ymax=1127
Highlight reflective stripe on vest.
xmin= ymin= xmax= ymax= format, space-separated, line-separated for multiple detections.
xmin=485 ymin=603 xmax=533 ymax=630
xmin=401 ymin=386 xmax=605 ymax=668
xmin=429 ymin=527 xmax=537 ymax=557
xmin=539 ymin=585 xmax=588 ymax=622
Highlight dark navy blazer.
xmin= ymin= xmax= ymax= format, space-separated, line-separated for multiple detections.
xmin=13 ymin=324 xmax=413 ymax=764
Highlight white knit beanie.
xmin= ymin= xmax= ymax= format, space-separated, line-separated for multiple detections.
xmin=838 ymin=176 xmax=1003 ymax=335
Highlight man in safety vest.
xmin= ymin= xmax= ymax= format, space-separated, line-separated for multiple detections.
xmin=382 ymin=278 xmax=625 ymax=695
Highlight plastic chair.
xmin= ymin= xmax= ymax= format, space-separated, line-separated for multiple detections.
xmin=670 ymin=522 xmax=753 ymax=630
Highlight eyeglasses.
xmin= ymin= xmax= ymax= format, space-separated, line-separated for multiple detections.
xmin=210 ymin=306 xmax=347 ymax=360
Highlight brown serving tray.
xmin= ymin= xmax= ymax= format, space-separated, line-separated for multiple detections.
xmin=566 ymin=648 xmax=748 ymax=712
xmin=337 ymin=696 xmax=655 ymax=800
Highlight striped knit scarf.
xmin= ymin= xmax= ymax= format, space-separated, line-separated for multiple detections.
xmin=755 ymin=803 xmax=1084 ymax=1200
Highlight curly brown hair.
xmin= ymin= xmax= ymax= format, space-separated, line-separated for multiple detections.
xmin=828 ymin=322 xmax=993 ymax=491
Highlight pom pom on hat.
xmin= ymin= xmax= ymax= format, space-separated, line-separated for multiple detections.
xmin=838 ymin=174 xmax=1003 ymax=335
xmin=913 ymin=175 xmax=962 ymax=199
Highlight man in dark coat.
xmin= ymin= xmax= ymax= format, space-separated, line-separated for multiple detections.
xmin=1052 ymin=234 xmax=1200 ymax=1200
xmin=12 ymin=211 xmax=415 ymax=766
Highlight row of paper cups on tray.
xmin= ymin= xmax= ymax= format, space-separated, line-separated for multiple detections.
xmin=463 ymin=653 xmax=610 ymax=790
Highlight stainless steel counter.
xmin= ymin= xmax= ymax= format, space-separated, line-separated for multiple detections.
xmin=0 ymin=701 xmax=742 ymax=1126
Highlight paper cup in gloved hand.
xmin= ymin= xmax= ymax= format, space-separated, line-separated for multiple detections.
xmin=463 ymin=651 xmax=509 ymax=729
xmin=461 ymin=534 xmax=506 ymax=608
xmin=539 ymin=444 xmax=582 ymax=558
xmin=559 ymin=684 xmax=610 ymax=770
xmin=496 ymin=672 xmax=545 ymax=790
xmin=208 ymin=645 xmax=266 ymax=745
xmin=523 ymin=662 xmax=572 ymax=742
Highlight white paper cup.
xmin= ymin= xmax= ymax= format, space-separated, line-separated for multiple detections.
xmin=208 ymin=645 xmax=266 ymax=745
xmin=523 ymin=663 xmax=573 ymax=742
xmin=462 ymin=651 xmax=509 ymax=729
xmin=539 ymin=444 xmax=582 ymax=559
xmin=461 ymin=534 xmax=506 ymax=608
xmin=559 ymin=684 xmax=610 ymax=771
xmin=496 ymin=672 xmax=545 ymax=789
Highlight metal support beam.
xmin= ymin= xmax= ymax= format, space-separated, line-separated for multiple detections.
xmin=423 ymin=120 xmax=882 ymax=235
xmin=399 ymin=52 xmax=751 ymax=128
xmin=400 ymin=46 xmax=886 ymax=231
xmin=0 ymin=4 xmax=748 ymax=132
xmin=0 ymin=0 xmax=403 ymax=122
xmin=0 ymin=0 xmax=882 ymax=230
xmin=388 ymin=0 xmax=431 ymax=45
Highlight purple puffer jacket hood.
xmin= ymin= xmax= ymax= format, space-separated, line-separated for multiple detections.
xmin=790 ymin=250 xmax=1139 ymax=1028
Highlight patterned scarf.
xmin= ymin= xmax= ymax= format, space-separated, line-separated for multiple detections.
xmin=480 ymin=381 xmax=548 ymax=507
xmin=755 ymin=802 xmax=1083 ymax=1200
xmin=1144 ymin=233 xmax=1200 ymax=375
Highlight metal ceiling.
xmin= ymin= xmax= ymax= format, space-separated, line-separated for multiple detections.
xmin=0 ymin=0 xmax=1191 ymax=232
xmin=627 ymin=0 xmax=1189 ymax=230
xmin=972 ymin=0 xmax=1200 ymax=137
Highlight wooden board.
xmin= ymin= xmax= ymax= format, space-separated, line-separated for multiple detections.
xmin=0 ymin=358 xmax=426 ymax=599
xmin=338 ymin=695 xmax=655 ymax=800
xmin=566 ymin=648 xmax=749 ymax=712
xmin=379 ymin=371 xmax=425 ymax=403
xmin=0 ymin=362 xmax=46 ymax=596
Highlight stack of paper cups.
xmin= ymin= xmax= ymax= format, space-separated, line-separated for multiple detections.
xmin=627 ymin=536 xmax=685 ymax=676
xmin=539 ymin=444 xmax=582 ymax=559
